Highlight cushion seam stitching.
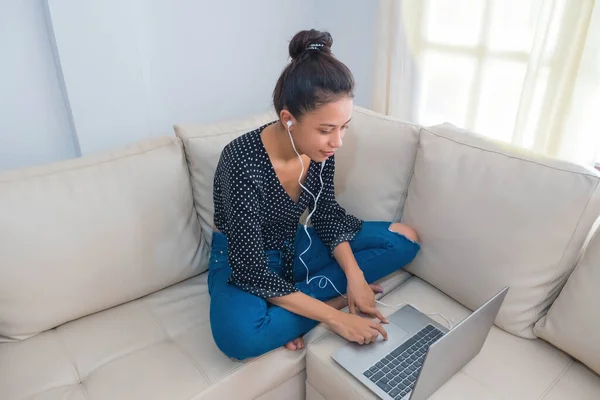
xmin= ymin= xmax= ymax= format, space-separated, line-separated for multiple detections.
xmin=208 ymin=340 xmax=294 ymax=385
xmin=180 ymin=109 xmax=417 ymax=141
xmin=177 ymin=108 xmax=419 ymax=141
xmin=396 ymin=128 xmax=421 ymax=221
xmin=458 ymin=369 xmax=496 ymax=391
xmin=421 ymin=126 xmax=600 ymax=178
xmin=75 ymin=306 xmax=205 ymax=381
xmin=177 ymin=119 xmax=276 ymax=140
xmin=139 ymin=302 xmax=212 ymax=385
xmin=0 ymin=139 xmax=179 ymax=183
xmin=255 ymin=370 xmax=305 ymax=398
xmin=53 ymin=328 xmax=82 ymax=385
xmin=353 ymin=108 xmax=420 ymax=126
xmin=539 ymin=359 xmax=574 ymax=399
xmin=536 ymin=179 xmax=600 ymax=322
xmin=53 ymin=329 xmax=93 ymax=400
xmin=21 ymin=383 xmax=79 ymax=400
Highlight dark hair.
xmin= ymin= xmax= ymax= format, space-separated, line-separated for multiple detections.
xmin=272 ymin=29 xmax=355 ymax=120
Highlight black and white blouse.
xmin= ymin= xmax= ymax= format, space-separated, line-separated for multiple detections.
xmin=213 ymin=122 xmax=363 ymax=299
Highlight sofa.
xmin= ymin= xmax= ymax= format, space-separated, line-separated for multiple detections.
xmin=1 ymin=106 xmax=599 ymax=400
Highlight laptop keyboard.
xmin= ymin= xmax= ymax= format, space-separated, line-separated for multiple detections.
xmin=363 ymin=324 xmax=444 ymax=399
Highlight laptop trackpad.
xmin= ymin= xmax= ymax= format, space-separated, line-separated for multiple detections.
xmin=384 ymin=323 xmax=410 ymax=343
xmin=338 ymin=323 xmax=410 ymax=363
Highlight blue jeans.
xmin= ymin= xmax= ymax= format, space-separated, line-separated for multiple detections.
xmin=208 ymin=221 xmax=421 ymax=360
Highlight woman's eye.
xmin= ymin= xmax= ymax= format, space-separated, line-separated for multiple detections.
xmin=320 ymin=130 xmax=331 ymax=135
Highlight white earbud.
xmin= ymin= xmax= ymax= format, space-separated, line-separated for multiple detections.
xmin=287 ymin=120 xmax=293 ymax=128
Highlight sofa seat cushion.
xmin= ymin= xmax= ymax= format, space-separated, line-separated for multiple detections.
xmin=0 ymin=267 xmax=411 ymax=400
xmin=0 ymin=274 xmax=303 ymax=400
xmin=305 ymin=277 xmax=600 ymax=400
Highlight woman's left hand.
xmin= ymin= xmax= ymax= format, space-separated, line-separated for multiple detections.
xmin=346 ymin=271 xmax=388 ymax=323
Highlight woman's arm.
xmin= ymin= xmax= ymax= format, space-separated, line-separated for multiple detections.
xmin=333 ymin=241 xmax=362 ymax=277
xmin=333 ymin=242 xmax=388 ymax=322
xmin=269 ymin=292 xmax=388 ymax=343
xmin=216 ymin=153 xmax=299 ymax=298
xmin=269 ymin=291 xmax=339 ymax=324
xmin=310 ymin=156 xmax=363 ymax=255
xmin=310 ymin=156 xmax=386 ymax=322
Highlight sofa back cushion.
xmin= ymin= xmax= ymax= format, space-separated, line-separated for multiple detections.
xmin=0 ymin=137 xmax=204 ymax=341
xmin=333 ymin=107 xmax=420 ymax=223
xmin=534 ymin=224 xmax=600 ymax=374
xmin=174 ymin=113 xmax=277 ymax=244
xmin=402 ymin=123 xmax=600 ymax=338
xmin=174 ymin=106 xmax=420 ymax=244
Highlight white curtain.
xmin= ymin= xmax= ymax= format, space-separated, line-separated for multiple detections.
xmin=373 ymin=0 xmax=600 ymax=167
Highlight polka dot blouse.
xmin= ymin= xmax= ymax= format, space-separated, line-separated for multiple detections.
xmin=213 ymin=122 xmax=363 ymax=299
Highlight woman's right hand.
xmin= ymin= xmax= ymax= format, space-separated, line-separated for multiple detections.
xmin=328 ymin=311 xmax=388 ymax=344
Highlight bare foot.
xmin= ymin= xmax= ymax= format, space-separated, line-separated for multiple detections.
xmin=325 ymin=284 xmax=384 ymax=310
xmin=284 ymin=337 xmax=305 ymax=351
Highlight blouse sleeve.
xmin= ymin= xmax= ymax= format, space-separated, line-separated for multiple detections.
xmin=310 ymin=155 xmax=363 ymax=256
xmin=215 ymin=153 xmax=299 ymax=299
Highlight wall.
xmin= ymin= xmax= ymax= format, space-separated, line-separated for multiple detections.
xmin=313 ymin=0 xmax=380 ymax=111
xmin=0 ymin=0 xmax=78 ymax=171
xmin=46 ymin=0 xmax=322 ymax=155
xmin=1 ymin=0 xmax=380 ymax=169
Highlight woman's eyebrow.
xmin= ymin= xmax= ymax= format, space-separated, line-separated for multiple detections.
xmin=319 ymin=118 xmax=352 ymax=127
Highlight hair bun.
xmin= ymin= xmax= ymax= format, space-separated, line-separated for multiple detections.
xmin=289 ymin=29 xmax=333 ymax=60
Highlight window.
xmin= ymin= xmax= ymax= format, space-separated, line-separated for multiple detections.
xmin=413 ymin=0 xmax=565 ymax=145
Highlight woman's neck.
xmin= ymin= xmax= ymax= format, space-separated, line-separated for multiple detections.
xmin=261 ymin=122 xmax=302 ymax=163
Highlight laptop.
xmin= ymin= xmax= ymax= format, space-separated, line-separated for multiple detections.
xmin=332 ymin=286 xmax=509 ymax=400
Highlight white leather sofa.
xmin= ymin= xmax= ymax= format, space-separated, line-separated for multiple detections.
xmin=1 ymin=107 xmax=599 ymax=399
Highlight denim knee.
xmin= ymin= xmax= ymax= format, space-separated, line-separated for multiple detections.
xmin=210 ymin=311 xmax=262 ymax=360
xmin=213 ymin=337 xmax=255 ymax=360
xmin=386 ymin=229 xmax=421 ymax=265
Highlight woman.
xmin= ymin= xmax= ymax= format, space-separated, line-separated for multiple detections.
xmin=209 ymin=29 xmax=420 ymax=360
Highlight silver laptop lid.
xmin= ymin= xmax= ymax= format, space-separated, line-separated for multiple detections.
xmin=408 ymin=286 xmax=509 ymax=400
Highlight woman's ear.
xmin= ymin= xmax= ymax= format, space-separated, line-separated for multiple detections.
xmin=280 ymin=110 xmax=295 ymax=129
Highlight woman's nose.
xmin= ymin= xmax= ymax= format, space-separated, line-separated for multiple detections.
xmin=330 ymin=131 xmax=343 ymax=148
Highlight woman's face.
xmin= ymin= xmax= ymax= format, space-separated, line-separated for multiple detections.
xmin=283 ymin=96 xmax=353 ymax=162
